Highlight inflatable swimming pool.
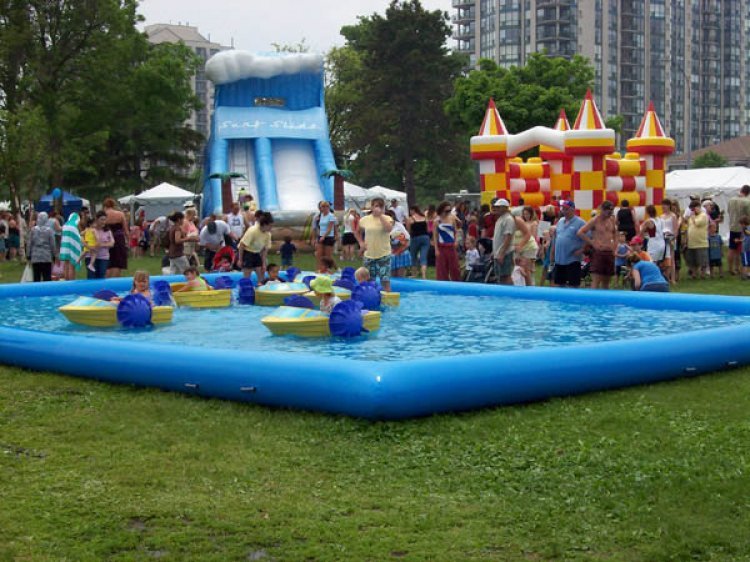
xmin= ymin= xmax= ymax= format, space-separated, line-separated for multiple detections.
xmin=1 ymin=274 xmax=750 ymax=419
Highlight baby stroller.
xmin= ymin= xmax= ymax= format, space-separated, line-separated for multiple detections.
xmin=464 ymin=239 xmax=496 ymax=283
xmin=212 ymin=246 xmax=236 ymax=272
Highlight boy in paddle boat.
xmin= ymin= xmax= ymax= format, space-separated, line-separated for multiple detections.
xmin=176 ymin=267 xmax=212 ymax=292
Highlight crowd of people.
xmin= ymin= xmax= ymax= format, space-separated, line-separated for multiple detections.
xmin=5 ymin=184 xmax=750 ymax=293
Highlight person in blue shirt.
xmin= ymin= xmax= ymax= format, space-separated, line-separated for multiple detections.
xmin=627 ymin=253 xmax=669 ymax=292
xmin=551 ymin=200 xmax=586 ymax=287
xmin=279 ymin=236 xmax=297 ymax=267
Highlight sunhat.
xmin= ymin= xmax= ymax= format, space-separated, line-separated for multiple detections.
xmin=310 ymin=276 xmax=334 ymax=294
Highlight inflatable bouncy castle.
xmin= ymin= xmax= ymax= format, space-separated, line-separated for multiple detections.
xmin=471 ymin=91 xmax=675 ymax=220
xmin=203 ymin=52 xmax=337 ymax=222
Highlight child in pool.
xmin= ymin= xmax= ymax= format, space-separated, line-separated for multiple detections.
xmin=265 ymin=263 xmax=281 ymax=284
xmin=310 ymin=276 xmax=341 ymax=314
xmin=130 ymin=270 xmax=153 ymax=301
xmin=111 ymin=270 xmax=152 ymax=303
xmin=176 ymin=267 xmax=212 ymax=292
xmin=318 ymin=256 xmax=337 ymax=275
xmin=354 ymin=266 xmax=371 ymax=284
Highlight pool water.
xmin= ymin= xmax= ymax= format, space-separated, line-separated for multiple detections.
xmin=2 ymin=292 xmax=748 ymax=362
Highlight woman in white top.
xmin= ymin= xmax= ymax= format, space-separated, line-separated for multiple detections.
xmin=640 ymin=204 xmax=666 ymax=263
xmin=660 ymin=199 xmax=679 ymax=284
xmin=341 ymin=209 xmax=359 ymax=262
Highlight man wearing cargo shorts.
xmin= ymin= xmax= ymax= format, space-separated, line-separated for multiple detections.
xmin=577 ymin=200 xmax=618 ymax=289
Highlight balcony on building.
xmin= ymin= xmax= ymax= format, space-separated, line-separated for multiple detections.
xmin=454 ymin=22 xmax=476 ymax=40
xmin=452 ymin=0 xmax=473 ymax=7
xmin=452 ymin=7 xmax=476 ymax=24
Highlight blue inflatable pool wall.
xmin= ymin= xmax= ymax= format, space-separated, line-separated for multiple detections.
xmin=1 ymin=276 xmax=749 ymax=420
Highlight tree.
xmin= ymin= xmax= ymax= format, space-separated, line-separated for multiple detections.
xmin=692 ymin=150 xmax=728 ymax=169
xmin=325 ymin=45 xmax=364 ymax=168
xmin=0 ymin=105 xmax=48 ymax=210
xmin=336 ymin=0 xmax=468 ymax=205
xmin=445 ymin=53 xmax=595 ymax=137
xmin=0 ymin=0 xmax=203 ymax=204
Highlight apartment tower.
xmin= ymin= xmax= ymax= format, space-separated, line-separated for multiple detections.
xmin=454 ymin=0 xmax=749 ymax=157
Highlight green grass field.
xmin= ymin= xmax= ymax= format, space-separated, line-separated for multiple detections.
xmin=2 ymin=254 xmax=750 ymax=560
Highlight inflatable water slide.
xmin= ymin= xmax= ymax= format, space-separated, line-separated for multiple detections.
xmin=204 ymin=52 xmax=336 ymax=223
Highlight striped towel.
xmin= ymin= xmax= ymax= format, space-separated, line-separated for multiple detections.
xmin=60 ymin=212 xmax=82 ymax=268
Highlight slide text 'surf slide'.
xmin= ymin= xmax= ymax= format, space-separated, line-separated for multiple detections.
xmin=204 ymin=52 xmax=336 ymax=223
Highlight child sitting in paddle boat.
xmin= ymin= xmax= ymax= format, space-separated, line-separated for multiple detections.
xmin=176 ymin=267 xmax=212 ymax=292
xmin=130 ymin=270 xmax=153 ymax=300
xmin=310 ymin=276 xmax=341 ymax=314
xmin=354 ymin=267 xmax=371 ymax=284
xmin=318 ymin=256 xmax=337 ymax=275
xmin=265 ymin=263 xmax=281 ymax=284
xmin=111 ymin=270 xmax=153 ymax=303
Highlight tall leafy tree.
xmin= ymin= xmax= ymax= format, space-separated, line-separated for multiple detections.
xmin=446 ymin=54 xmax=596 ymax=136
xmin=336 ymin=1 xmax=467 ymax=204
xmin=0 ymin=0 xmax=203 ymax=205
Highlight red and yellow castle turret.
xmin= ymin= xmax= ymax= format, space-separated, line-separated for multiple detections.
xmin=540 ymin=109 xmax=572 ymax=202
xmin=470 ymin=99 xmax=509 ymax=207
xmin=564 ymin=90 xmax=615 ymax=219
xmin=626 ymin=102 xmax=675 ymax=207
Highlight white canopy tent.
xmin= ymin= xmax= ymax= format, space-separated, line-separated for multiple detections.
xmin=666 ymin=166 xmax=750 ymax=239
xmin=132 ymin=182 xmax=196 ymax=220
xmin=366 ymin=185 xmax=407 ymax=205
xmin=343 ymin=181 xmax=369 ymax=211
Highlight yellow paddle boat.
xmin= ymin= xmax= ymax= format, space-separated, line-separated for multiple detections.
xmin=59 ymin=296 xmax=173 ymax=327
xmin=381 ymin=291 xmax=400 ymax=306
xmin=254 ymin=282 xmax=310 ymax=307
xmin=170 ymin=283 xmax=232 ymax=308
xmin=260 ymin=306 xmax=381 ymax=337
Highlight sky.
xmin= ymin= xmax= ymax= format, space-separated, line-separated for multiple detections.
xmin=138 ymin=0 xmax=455 ymax=53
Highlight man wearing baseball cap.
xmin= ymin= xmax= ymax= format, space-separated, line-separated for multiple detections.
xmin=491 ymin=198 xmax=530 ymax=285
xmin=551 ymin=200 xmax=586 ymax=287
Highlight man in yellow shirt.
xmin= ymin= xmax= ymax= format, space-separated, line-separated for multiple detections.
xmin=238 ymin=212 xmax=274 ymax=281
xmin=354 ymin=197 xmax=394 ymax=291
xmin=685 ymin=200 xmax=709 ymax=280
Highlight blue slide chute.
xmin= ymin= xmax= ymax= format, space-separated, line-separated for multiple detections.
xmin=204 ymin=52 xmax=336 ymax=220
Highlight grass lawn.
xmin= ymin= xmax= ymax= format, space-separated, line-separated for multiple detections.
xmin=1 ymin=253 xmax=750 ymax=560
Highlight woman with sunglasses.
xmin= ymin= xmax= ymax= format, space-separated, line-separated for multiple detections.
xmin=433 ymin=201 xmax=462 ymax=282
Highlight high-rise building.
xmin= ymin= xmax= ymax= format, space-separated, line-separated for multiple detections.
xmin=145 ymin=23 xmax=230 ymax=171
xmin=454 ymin=0 xmax=749 ymax=160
